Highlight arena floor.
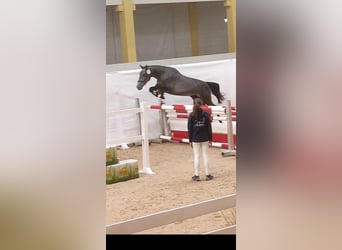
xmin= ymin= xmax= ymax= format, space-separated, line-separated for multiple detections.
xmin=106 ymin=141 xmax=236 ymax=234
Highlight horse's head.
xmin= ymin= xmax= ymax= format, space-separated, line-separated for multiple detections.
xmin=137 ymin=65 xmax=152 ymax=90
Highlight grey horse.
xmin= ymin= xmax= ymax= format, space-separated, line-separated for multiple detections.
xmin=137 ymin=65 xmax=224 ymax=106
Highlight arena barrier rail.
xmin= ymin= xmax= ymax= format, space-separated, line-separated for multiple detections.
xmin=106 ymin=193 xmax=236 ymax=234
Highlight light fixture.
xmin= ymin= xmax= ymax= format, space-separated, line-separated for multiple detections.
xmin=224 ymin=17 xmax=228 ymax=23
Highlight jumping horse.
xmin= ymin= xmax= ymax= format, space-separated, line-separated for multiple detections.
xmin=137 ymin=65 xmax=225 ymax=106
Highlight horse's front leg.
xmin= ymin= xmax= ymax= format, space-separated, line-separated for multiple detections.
xmin=149 ymin=85 xmax=165 ymax=99
xmin=159 ymin=90 xmax=165 ymax=99
xmin=155 ymin=82 xmax=165 ymax=99
xmin=149 ymin=86 xmax=159 ymax=98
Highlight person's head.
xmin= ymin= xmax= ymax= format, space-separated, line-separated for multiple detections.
xmin=193 ymin=97 xmax=203 ymax=107
xmin=191 ymin=97 xmax=203 ymax=117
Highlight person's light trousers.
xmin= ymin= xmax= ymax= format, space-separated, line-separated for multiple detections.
xmin=192 ymin=141 xmax=210 ymax=176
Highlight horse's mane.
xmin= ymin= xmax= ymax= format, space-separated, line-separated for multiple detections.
xmin=147 ymin=65 xmax=180 ymax=73
xmin=147 ymin=65 xmax=181 ymax=79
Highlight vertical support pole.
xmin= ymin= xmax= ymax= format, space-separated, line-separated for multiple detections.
xmin=116 ymin=0 xmax=137 ymax=62
xmin=139 ymin=101 xmax=154 ymax=174
xmin=226 ymin=100 xmax=234 ymax=150
xmin=159 ymin=98 xmax=166 ymax=136
xmin=159 ymin=98 xmax=170 ymax=137
xmin=224 ymin=0 xmax=236 ymax=53
xmin=188 ymin=3 xmax=199 ymax=56
xmin=222 ymin=100 xmax=236 ymax=157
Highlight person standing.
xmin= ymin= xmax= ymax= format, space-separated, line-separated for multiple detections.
xmin=187 ymin=98 xmax=214 ymax=181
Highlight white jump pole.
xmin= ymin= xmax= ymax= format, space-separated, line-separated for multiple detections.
xmin=139 ymin=101 xmax=155 ymax=174
xmin=221 ymin=100 xmax=236 ymax=157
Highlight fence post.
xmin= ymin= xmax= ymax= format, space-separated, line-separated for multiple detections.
xmin=139 ymin=101 xmax=155 ymax=174
xmin=222 ymin=100 xmax=236 ymax=157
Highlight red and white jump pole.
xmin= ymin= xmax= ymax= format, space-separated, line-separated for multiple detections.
xmin=148 ymin=101 xmax=237 ymax=155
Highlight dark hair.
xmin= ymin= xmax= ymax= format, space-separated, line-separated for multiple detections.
xmin=190 ymin=98 xmax=203 ymax=117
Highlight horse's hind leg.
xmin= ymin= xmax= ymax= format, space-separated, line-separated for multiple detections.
xmin=206 ymin=82 xmax=225 ymax=104
xmin=200 ymin=91 xmax=215 ymax=106
xmin=205 ymin=98 xmax=215 ymax=106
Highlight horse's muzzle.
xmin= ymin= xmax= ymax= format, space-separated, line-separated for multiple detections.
xmin=137 ymin=82 xmax=144 ymax=90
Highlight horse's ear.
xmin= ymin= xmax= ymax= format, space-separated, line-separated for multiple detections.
xmin=140 ymin=64 xmax=144 ymax=69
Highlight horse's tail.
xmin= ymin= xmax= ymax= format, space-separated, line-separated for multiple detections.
xmin=206 ymin=82 xmax=225 ymax=104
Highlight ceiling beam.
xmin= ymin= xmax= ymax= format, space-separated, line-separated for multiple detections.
xmin=107 ymin=0 xmax=224 ymax=6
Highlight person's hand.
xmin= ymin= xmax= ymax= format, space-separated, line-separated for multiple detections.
xmin=209 ymin=141 xmax=212 ymax=147
xmin=190 ymin=142 xmax=193 ymax=148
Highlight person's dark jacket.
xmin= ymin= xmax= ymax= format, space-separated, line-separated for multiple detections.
xmin=187 ymin=108 xmax=212 ymax=143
